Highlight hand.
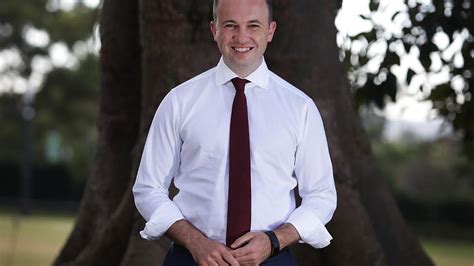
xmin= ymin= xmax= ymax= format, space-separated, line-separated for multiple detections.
xmin=229 ymin=232 xmax=272 ymax=266
xmin=188 ymin=237 xmax=239 ymax=266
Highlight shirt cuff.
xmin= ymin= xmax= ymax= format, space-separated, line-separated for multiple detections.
xmin=139 ymin=201 xmax=184 ymax=240
xmin=286 ymin=206 xmax=333 ymax=248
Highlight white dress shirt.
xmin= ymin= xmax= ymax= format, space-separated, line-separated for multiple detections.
xmin=133 ymin=57 xmax=337 ymax=248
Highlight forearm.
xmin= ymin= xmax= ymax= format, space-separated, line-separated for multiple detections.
xmin=273 ymin=223 xmax=301 ymax=250
xmin=165 ymin=219 xmax=206 ymax=250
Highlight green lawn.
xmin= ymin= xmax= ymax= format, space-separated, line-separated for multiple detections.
xmin=0 ymin=211 xmax=473 ymax=265
xmin=421 ymin=238 xmax=474 ymax=266
xmin=0 ymin=211 xmax=74 ymax=266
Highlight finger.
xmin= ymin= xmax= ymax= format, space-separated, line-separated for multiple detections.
xmin=230 ymin=245 xmax=252 ymax=258
xmin=235 ymin=253 xmax=257 ymax=265
xmin=214 ymin=255 xmax=227 ymax=266
xmin=221 ymin=249 xmax=240 ymax=266
xmin=209 ymin=248 xmax=229 ymax=266
xmin=231 ymin=232 xmax=255 ymax=249
xmin=208 ymin=260 xmax=218 ymax=266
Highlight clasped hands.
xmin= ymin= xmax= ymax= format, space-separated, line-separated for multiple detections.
xmin=190 ymin=231 xmax=272 ymax=266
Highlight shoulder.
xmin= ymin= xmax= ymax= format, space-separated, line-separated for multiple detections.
xmin=157 ymin=67 xmax=216 ymax=113
xmin=170 ymin=67 xmax=215 ymax=97
xmin=268 ymin=70 xmax=315 ymax=107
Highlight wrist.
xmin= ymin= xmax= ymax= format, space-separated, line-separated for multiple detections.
xmin=273 ymin=223 xmax=300 ymax=249
xmin=264 ymin=230 xmax=280 ymax=257
xmin=184 ymin=230 xmax=207 ymax=251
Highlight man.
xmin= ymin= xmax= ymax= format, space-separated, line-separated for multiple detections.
xmin=133 ymin=0 xmax=337 ymax=265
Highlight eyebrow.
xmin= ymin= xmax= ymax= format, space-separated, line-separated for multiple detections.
xmin=221 ymin=19 xmax=263 ymax=25
xmin=248 ymin=20 xmax=262 ymax=24
xmin=222 ymin=20 xmax=237 ymax=24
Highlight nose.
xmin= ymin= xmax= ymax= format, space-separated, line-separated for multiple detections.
xmin=233 ymin=27 xmax=249 ymax=43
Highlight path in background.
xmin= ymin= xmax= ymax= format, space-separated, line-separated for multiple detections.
xmin=0 ymin=210 xmax=473 ymax=266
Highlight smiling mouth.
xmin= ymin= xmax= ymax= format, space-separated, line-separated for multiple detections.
xmin=232 ymin=47 xmax=254 ymax=53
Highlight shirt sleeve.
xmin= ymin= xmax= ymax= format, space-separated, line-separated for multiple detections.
xmin=132 ymin=89 xmax=184 ymax=240
xmin=285 ymin=99 xmax=337 ymax=249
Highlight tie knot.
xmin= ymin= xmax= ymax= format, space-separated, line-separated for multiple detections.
xmin=231 ymin=78 xmax=249 ymax=91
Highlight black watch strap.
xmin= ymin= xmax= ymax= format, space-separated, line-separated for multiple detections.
xmin=264 ymin=230 xmax=280 ymax=257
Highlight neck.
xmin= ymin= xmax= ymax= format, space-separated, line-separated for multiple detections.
xmin=224 ymin=57 xmax=263 ymax=78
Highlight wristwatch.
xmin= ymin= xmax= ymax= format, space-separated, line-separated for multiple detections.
xmin=264 ymin=230 xmax=280 ymax=257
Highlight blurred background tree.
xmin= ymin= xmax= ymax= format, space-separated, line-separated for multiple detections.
xmin=338 ymin=0 xmax=474 ymax=158
xmin=338 ymin=0 xmax=474 ymax=240
xmin=55 ymin=0 xmax=433 ymax=264
xmin=0 ymin=0 xmax=473 ymax=265
xmin=1 ymin=0 xmax=471 ymax=213
xmin=0 ymin=0 xmax=100 ymax=203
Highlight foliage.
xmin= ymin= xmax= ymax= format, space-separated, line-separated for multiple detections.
xmin=0 ymin=0 xmax=98 ymax=78
xmin=0 ymin=94 xmax=23 ymax=162
xmin=339 ymin=0 xmax=474 ymax=158
xmin=35 ymin=54 xmax=99 ymax=181
xmin=371 ymin=135 xmax=474 ymax=232
xmin=373 ymin=136 xmax=474 ymax=203
xmin=0 ymin=0 xmax=100 ymax=181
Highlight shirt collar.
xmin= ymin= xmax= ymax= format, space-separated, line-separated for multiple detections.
xmin=214 ymin=57 xmax=270 ymax=90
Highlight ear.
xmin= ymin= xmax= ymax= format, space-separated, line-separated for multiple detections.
xmin=210 ymin=21 xmax=218 ymax=41
xmin=267 ymin=21 xmax=277 ymax=42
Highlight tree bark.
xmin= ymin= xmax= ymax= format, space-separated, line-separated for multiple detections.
xmin=54 ymin=0 xmax=141 ymax=265
xmin=55 ymin=0 xmax=433 ymax=265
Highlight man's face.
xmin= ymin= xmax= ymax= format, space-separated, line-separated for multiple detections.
xmin=211 ymin=0 xmax=276 ymax=76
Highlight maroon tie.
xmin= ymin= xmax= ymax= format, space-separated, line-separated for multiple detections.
xmin=226 ymin=77 xmax=251 ymax=246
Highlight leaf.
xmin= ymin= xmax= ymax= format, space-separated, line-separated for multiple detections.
xmin=382 ymin=72 xmax=398 ymax=102
xmin=402 ymin=41 xmax=411 ymax=53
xmin=369 ymin=0 xmax=380 ymax=12
xmin=407 ymin=69 xmax=416 ymax=86
xmin=391 ymin=11 xmax=401 ymax=21
xmin=418 ymin=42 xmax=437 ymax=70
xmin=428 ymin=83 xmax=455 ymax=102
xmin=381 ymin=50 xmax=401 ymax=67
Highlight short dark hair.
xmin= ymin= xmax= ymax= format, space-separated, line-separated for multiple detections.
xmin=212 ymin=0 xmax=273 ymax=22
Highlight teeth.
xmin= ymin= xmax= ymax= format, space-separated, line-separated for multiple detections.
xmin=234 ymin=47 xmax=251 ymax=52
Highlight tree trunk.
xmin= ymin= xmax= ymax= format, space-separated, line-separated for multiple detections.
xmin=54 ymin=0 xmax=141 ymax=264
xmin=55 ymin=0 xmax=433 ymax=265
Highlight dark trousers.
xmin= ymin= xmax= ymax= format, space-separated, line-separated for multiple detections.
xmin=163 ymin=244 xmax=298 ymax=266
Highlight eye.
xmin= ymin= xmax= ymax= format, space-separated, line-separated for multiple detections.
xmin=249 ymin=24 xmax=260 ymax=29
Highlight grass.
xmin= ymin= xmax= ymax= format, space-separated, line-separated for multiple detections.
xmin=0 ymin=210 xmax=473 ymax=266
xmin=0 ymin=211 xmax=74 ymax=266
xmin=421 ymin=238 xmax=474 ymax=266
